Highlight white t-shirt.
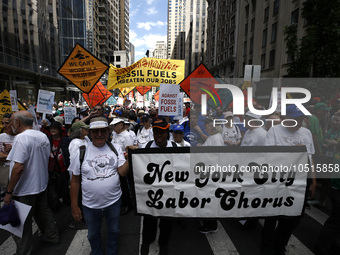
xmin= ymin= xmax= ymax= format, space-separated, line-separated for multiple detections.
xmin=137 ymin=127 xmax=154 ymax=148
xmin=127 ymin=130 xmax=137 ymax=145
xmin=68 ymin=136 xmax=90 ymax=156
xmin=112 ymin=130 xmax=135 ymax=152
xmin=266 ymin=125 xmax=315 ymax=161
xmin=142 ymin=140 xmax=176 ymax=148
xmin=202 ymin=133 xmax=224 ymax=146
xmin=0 ymin=133 xmax=15 ymax=166
xmin=241 ymin=127 xmax=267 ymax=146
xmin=221 ymin=125 xmax=241 ymax=145
xmin=170 ymin=138 xmax=191 ymax=147
xmin=68 ymin=142 xmax=126 ymax=209
xmin=7 ymin=129 xmax=50 ymax=196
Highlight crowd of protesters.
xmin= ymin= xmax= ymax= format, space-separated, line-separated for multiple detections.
xmin=0 ymin=96 xmax=339 ymax=255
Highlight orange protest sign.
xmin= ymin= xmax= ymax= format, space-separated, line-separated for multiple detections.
xmin=58 ymin=44 xmax=109 ymax=93
xmin=180 ymin=63 xmax=221 ymax=104
xmin=82 ymin=82 xmax=112 ymax=108
xmin=119 ymin=87 xmax=134 ymax=97
xmin=153 ymin=90 xmax=160 ymax=101
xmin=136 ymin=86 xmax=151 ymax=96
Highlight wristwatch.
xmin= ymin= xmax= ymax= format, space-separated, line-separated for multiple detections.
xmin=6 ymin=189 xmax=13 ymax=195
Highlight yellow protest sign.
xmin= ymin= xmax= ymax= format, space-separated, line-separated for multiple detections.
xmin=0 ymin=89 xmax=26 ymax=130
xmin=108 ymin=57 xmax=185 ymax=90
xmin=58 ymin=44 xmax=109 ymax=93
xmin=119 ymin=87 xmax=134 ymax=97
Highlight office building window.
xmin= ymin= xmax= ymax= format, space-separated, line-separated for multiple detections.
xmin=251 ymin=18 xmax=255 ymax=32
xmin=271 ymin=22 xmax=277 ymax=43
xmin=250 ymin=37 xmax=254 ymax=54
xmin=291 ymin=9 xmax=299 ymax=24
xmin=243 ymin=41 xmax=247 ymax=56
xmin=273 ymin=0 xmax=279 ymax=16
xmin=269 ymin=50 xmax=275 ymax=67
xmin=262 ymin=28 xmax=267 ymax=47
xmin=261 ymin=54 xmax=266 ymax=69
xmin=251 ymin=0 xmax=256 ymax=13
xmin=264 ymin=7 xmax=269 ymax=22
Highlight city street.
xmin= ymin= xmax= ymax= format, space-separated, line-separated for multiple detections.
xmin=0 ymin=200 xmax=330 ymax=255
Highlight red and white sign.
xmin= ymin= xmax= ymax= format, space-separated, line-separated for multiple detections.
xmin=158 ymin=84 xmax=180 ymax=116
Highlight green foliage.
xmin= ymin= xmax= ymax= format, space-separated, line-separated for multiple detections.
xmin=283 ymin=0 xmax=340 ymax=100
xmin=285 ymin=0 xmax=340 ymax=78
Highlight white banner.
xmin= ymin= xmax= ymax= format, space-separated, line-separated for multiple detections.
xmin=9 ymin=90 xmax=18 ymax=112
xmin=130 ymin=146 xmax=309 ymax=218
xmin=64 ymin=106 xmax=77 ymax=124
xmin=158 ymin=83 xmax=180 ymax=116
xmin=36 ymin=90 xmax=55 ymax=114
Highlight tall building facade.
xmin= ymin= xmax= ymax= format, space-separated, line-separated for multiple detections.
xmin=119 ymin=0 xmax=129 ymax=53
xmin=235 ymin=0 xmax=306 ymax=78
xmin=87 ymin=0 xmax=120 ymax=64
xmin=0 ymin=0 xmax=66 ymax=103
xmin=167 ymin=0 xmax=189 ymax=59
xmin=206 ymin=0 xmax=306 ymax=79
xmin=184 ymin=0 xmax=208 ymax=75
xmin=60 ymin=0 xmax=87 ymax=61
xmin=206 ymin=0 xmax=239 ymax=78
xmin=152 ymin=41 xmax=167 ymax=59
xmin=167 ymin=0 xmax=207 ymax=75
xmin=86 ymin=0 xmax=99 ymax=59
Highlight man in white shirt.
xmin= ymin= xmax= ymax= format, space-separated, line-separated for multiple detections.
xmin=141 ymin=117 xmax=175 ymax=255
xmin=110 ymin=118 xmax=135 ymax=152
xmin=0 ymin=113 xmax=15 ymax=189
xmin=137 ymin=114 xmax=154 ymax=148
xmin=4 ymin=111 xmax=60 ymax=255
xmin=240 ymin=111 xmax=267 ymax=230
xmin=170 ymin=124 xmax=190 ymax=147
xmin=262 ymin=105 xmax=316 ymax=255
xmin=110 ymin=118 xmax=135 ymax=215
xmin=241 ymin=111 xmax=267 ymax=146
xmin=69 ymin=117 xmax=130 ymax=255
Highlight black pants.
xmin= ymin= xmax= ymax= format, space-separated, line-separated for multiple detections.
xmin=315 ymin=188 xmax=340 ymax=255
xmin=142 ymin=216 xmax=173 ymax=246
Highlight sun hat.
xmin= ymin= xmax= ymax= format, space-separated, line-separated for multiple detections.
xmin=110 ymin=118 xmax=124 ymax=126
xmin=53 ymin=116 xmax=64 ymax=127
xmin=69 ymin=121 xmax=89 ymax=133
xmin=89 ymin=117 xmax=109 ymax=129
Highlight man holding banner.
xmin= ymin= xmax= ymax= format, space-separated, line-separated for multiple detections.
xmin=262 ymin=105 xmax=316 ymax=255
xmin=140 ymin=117 xmax=175 ymax=255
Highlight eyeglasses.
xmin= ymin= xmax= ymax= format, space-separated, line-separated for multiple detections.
xmin=2 ymin=122 xmax=10 ymax=125
xmin=141 ymin=120 xmax=148 ymax=123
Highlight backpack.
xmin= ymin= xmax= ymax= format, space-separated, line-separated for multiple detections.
xmin=145 ymin=140 xmax=177 ymax=148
